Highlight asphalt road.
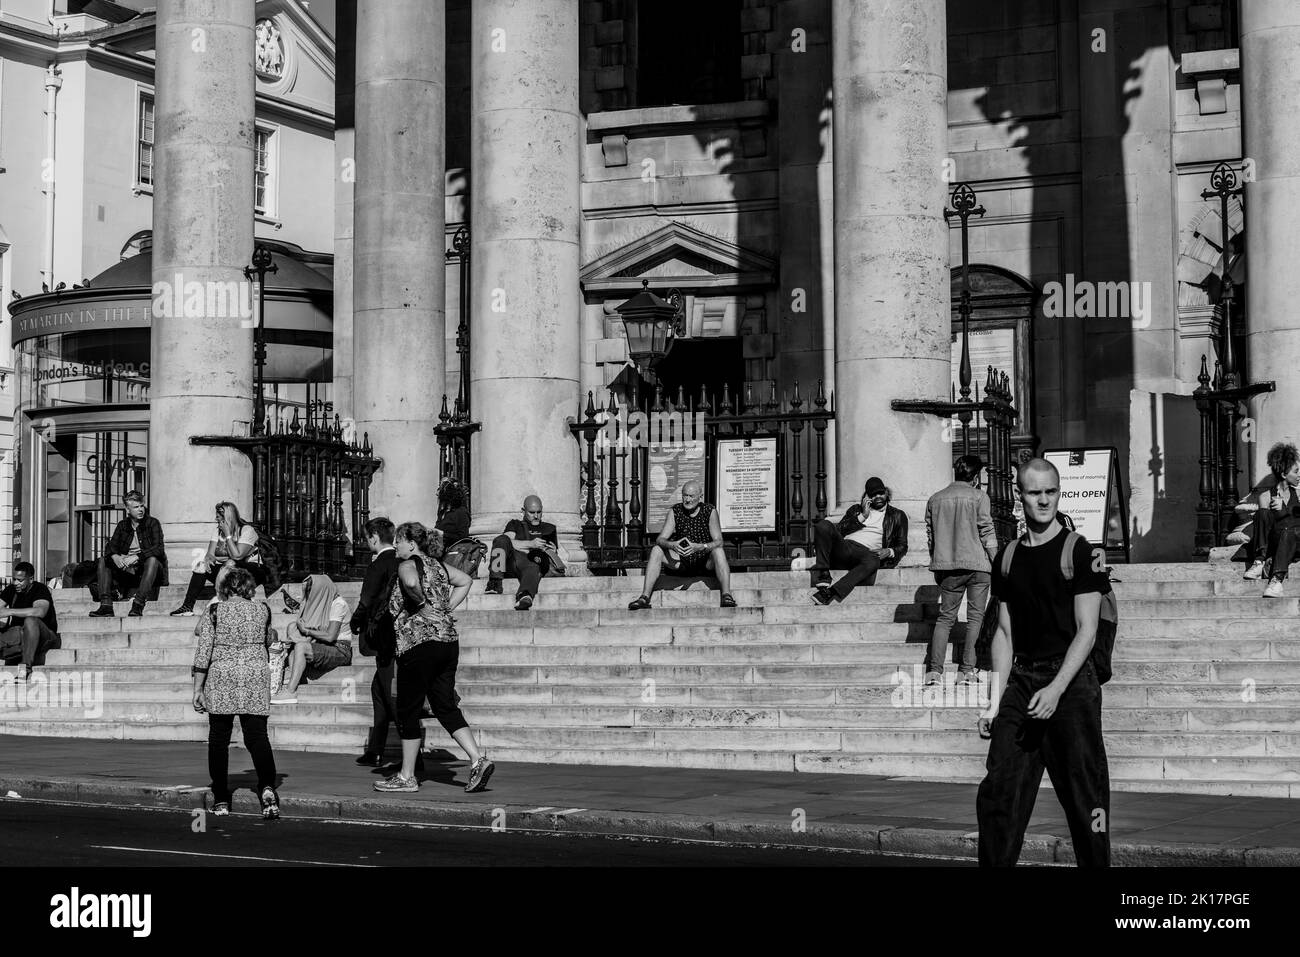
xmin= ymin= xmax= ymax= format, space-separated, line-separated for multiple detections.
xmin=0 ymin=798 xmax=972 ymax=867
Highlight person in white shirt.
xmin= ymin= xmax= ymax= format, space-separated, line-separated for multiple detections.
xmin=272 ymin=574 xmax=352 ymax=704
xmin=810 ymin=476 xmax=910 ymax=604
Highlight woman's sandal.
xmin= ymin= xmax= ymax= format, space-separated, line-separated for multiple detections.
xmin=720 ymin=593 xmax=737 ymax=608
xmin=260 ymin=787 xmax=280 ymax=821
xmin=627 ymin=594 xmax=652 ymax=611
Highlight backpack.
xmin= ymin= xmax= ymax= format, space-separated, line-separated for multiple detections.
xmin=253 ymin=526 xmax=285 ymax=596
xmin=999 ymin=530 xmax=1118 ymax=684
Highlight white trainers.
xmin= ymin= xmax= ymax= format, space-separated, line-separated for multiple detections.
xmin=1263 ymin=579 xmax=1285 ymax=599
xmin=1244 ymin=560 xmax=1266 ymax=581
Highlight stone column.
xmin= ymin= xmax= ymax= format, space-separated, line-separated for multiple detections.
xmin=1242 ymin=0 xmax=1300 ymax=460
xmin=470 ymin=0 xmax=581 ymax=545
xmin=150 ymin=0 xmax=255 ymax=573
xmin=831 ymin=0 xmax=950 ymax=551
xmin=353 ymin=0 xmax=446 ymax=521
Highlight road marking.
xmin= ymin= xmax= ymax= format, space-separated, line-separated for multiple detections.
xmin=524 ymin=806 xmax=556 ymax=813
xmin=88 ymin=845 xmax=376 ymax=867
xmin=556 ymin=808 xmax=587 ymax=816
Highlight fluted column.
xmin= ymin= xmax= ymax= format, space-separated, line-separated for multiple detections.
xmin=353 ymin=0 xmax=446 ymax=520
xmin=469 ymin=0 xmax=581 ymax=545
xmin=1243 ymin=0 xmax=1300 ymax=459
xmin=150 ymin=0 xmax=255 ymax=572
xmin=831 ymin=0 xmax=950 ymax=553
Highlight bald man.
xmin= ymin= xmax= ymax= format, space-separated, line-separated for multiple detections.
xmin=976 ymin=457 xmax=1112 ymax=867
xmin=486 ymin=495 xmax=559 ymax=611
xmin=628 ymin=481 xmax=735 ymax=609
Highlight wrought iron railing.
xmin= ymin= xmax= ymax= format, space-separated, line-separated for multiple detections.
xmin=1193 ymin=356 xmax=1275 ymax=555
xmin=892 ymin=366 xmax=1020 ymax=546
xmin=434 ymin=394 xmax=480 ymax=509
xmin=191 ymin=406 xmax=383 ymax=578
xmin=568 ymin=379 xmax=834 ymax=571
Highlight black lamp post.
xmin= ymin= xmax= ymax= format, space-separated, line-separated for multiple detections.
xmin=616 ymin=279 xmax=685 ymax=384
xmin=945 ymin=183 xmax=986 ymax=407
xmin=1202 ymin=162 xmax=1244 ymax=390
xmin=243 ymin=245 xmax=277 ymax=436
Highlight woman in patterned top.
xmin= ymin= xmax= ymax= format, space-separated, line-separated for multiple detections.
xmin=373 ymin=521 xmax=495 ymax=795
xmin=191 ymin=566 xmax=280 ymax=819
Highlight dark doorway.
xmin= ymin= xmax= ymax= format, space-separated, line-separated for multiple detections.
xmin=653 ymin=337 xmax=745 ymax=410
xmin=636 ymin=0 xmax=742 ymax=107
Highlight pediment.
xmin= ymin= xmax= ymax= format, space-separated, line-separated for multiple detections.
xmin=581 ymin=222 xmax=776 ymax=299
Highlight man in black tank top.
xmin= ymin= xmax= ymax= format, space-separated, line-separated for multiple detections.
xmin=976 ymin=458 xmax=1112 ymax=867
xmin=628 ymin=481 xmax=736 ymax=609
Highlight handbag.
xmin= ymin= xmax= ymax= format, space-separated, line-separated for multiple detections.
xmin=442 ymin=537 xmax=487 ymax=579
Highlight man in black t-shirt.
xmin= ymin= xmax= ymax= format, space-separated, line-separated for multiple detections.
xmin=486 ymin=495 xmax=559 ymax=611
xmin=0 ymin=561 xmax=61 ymax=680
xmin=976 ymin=458 xmax=1112 ymax=867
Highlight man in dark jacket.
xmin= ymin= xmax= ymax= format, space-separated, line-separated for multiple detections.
xmin=88 ymin=490 xmax=168 ymax=618
xmin=350 ymin=516 xmax=400 ymax=767
xmin=810 ymin=476 xmax=909 ymax=604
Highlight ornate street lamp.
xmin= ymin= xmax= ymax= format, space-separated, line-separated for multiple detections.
xmin=616 ymin=279 xmax=685 ymax=383
xmin=243 ymin=244 xmax=278 ymax=436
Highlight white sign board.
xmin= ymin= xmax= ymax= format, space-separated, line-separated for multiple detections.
xmin=715 ymin=437 xmax=778 ymax=533
xmin=1043 ymin=448 xmax=1114 ymax=546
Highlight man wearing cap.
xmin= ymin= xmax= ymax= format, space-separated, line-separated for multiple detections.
xmin=924 ymin=454 xmax=1000 ymax=687
xmin=810 ymin=476 xmax=909 ymax=604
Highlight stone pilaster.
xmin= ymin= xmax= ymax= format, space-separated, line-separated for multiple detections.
xmin=353 ymin=0 xmax=446 ymax=521
xmin=150 ymin=0 xmax=255 ymax=573
xmin=1242 ymin=0 xmax=1300 ymax=462
xmin=469 ymin=0 xmax=582 ymax=546
xmin=831 ymin=0 xmax=950 ymax=553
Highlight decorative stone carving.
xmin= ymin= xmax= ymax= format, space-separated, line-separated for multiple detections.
xmin=256 ymin=19 xmax=286 ymax=80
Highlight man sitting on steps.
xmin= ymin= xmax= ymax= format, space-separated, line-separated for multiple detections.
xmin=0 ymin=562 xmax=61 ymax=682
xmin=486 ymin=495 xmax=560 ymax=611
xmin=1244 ymin=442 xmax=1300 ymax=598
xmin=88 ymin=489 xmax=168 ymax=618
xmin=628 ymin=481 xmax=735 ymax=610
xmin=809 ymin=476 xmax=908 ymax=605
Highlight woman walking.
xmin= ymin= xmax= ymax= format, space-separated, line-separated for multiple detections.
xmin=373 ymin=521 xmax=495 ymax=794
xmin=191 ymin=566 xmax=280 ymax=819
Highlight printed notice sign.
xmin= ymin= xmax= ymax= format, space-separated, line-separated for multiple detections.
xmin=1043 ymin=448 xmax=1116 ymax=546
xmin=715 ymin=436 xmax=777 ymax=533
xmin=646 ymin=441 xmax=707 ymax=533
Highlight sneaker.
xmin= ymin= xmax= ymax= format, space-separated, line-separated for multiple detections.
xmin=88 ymin=605 xmax=115 ymax=618
xmin=270 ymin=693 xmax=298 ymax=705
xmin=720 ymin=593 xmax=737 ymax=608
xmin=1244 ymin=560 xmax=1266 ymax=581
xmin=515 ymin=595 xmax=533 ymax=611
xmin=465 ymin=755 xmax=496 ymax=793
xmin=813 ymin=579 xmax=832 ymax=591
xmin=956 ymin=670 xmax=980 ymax=686
xmin=212 ymin=801 xmax=230 ymax=817
xmin=923 ymin=671 xmax=943 ymax=688
xmin=260 ymin=787 xmax=280 ymax=821
xmin=373 ymin=773 xmax=419 ymax=793
xmin=169 ymin=605 xmax=195 ymax=617
xmin=810 ymin=589 xmax=833 ymax=606
xmin=1263 ymin=578 xmax=1285 ymax=599
xmin=484 ymin=580 xmax=503 ymax=595
xmin=127 ymin=604 xmax=145 ymax=618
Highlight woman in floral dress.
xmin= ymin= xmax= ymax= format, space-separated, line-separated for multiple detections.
xmin=191 ymin=566 xmax=280 ymax=819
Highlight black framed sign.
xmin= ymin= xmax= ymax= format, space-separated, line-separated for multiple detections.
xmin=1042 ymin=447 xmax=1131 ymax=563
xmin=714 ymin=435 xmax=779 ymax=534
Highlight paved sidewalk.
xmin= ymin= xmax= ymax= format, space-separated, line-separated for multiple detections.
xmin=1 ymin=735 xmax=1297 ymax=865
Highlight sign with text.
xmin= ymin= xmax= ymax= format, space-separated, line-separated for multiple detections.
xmin=715 ymin=436 xmax=777 ymax=533
xmin=1042 ymin=448 xmax=1120 ymax=548
xmin=646 ymin=440 xmax=707 ymax=533
xmin=11 ymin=298 xmax=152 ymax=345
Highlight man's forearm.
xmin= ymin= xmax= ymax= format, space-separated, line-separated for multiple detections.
xmin=984 ymin=629 xmax=1012 ymax=719
xmin=1049 ymin=627 xmax=1097 ymax=691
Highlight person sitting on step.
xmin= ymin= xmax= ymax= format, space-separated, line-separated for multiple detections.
xmin=271 ymin=574 xmax=352 ymax=705
xmin=171 ymin=502 xmax=266 ymax=616
xmin=809 ymin=476 xmax=909 ymax=605
xmin=1244 ymin=441 xmax=1300 ymax=598
xmin=485 ymin=495 xmax=560 ymax=611
xmin=0 ymin=561 xmax=61 ymax=682
xmin=88 ymin=489 xmax=169 ymax=618
xmin=628 ymin=481 xmax=735 ymax=610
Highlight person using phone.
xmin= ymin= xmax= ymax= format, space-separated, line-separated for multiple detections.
xmin=485 ymin=495 xmax=560 ymax=611
xmin=170 ymin=502 xmax=265 ymax=616
xmin=628 ymin=481 xmax=735 ymax=610
xmin=1245 ymin=442 xmax=1300 ymax=598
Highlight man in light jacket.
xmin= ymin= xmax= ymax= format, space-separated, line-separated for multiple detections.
xmin=925 ymin=455 xmax=999 ymax=686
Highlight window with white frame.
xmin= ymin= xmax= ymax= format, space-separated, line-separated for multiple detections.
xmin=254 ymin=125 xmax=278 ymax=217
xmin=136 ymin=91 xmax=154 ymax=188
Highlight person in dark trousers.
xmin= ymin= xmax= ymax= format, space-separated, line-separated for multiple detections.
xmin=88 ymin=489 xmax=168 ymax=618
xmin=350 ymin=517 xmax=400 ymax=768
xmin=925 ymin=455 xmax=999 ymax=687
xmin=170 ymin=502 xmax=265 ymax=616
xmin=486 ymin=495 xmax=559 ymax=611
xmin=1244 ymin=442 xmax=1300 ymax=598
xmin=810 ymin=476 xmax=908 ymax=604
xmin=976 ymin=457 xmax=1111 ymax=867
xmin=627 ymin=481 xmax=735 ymax=609
xmin=191 ymin=567 xmax=279 ymax=820
xmin=0 ymin=562 xmax=61 ymax=681
xmin=373 ymin=522 xmax=494 ymax=794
